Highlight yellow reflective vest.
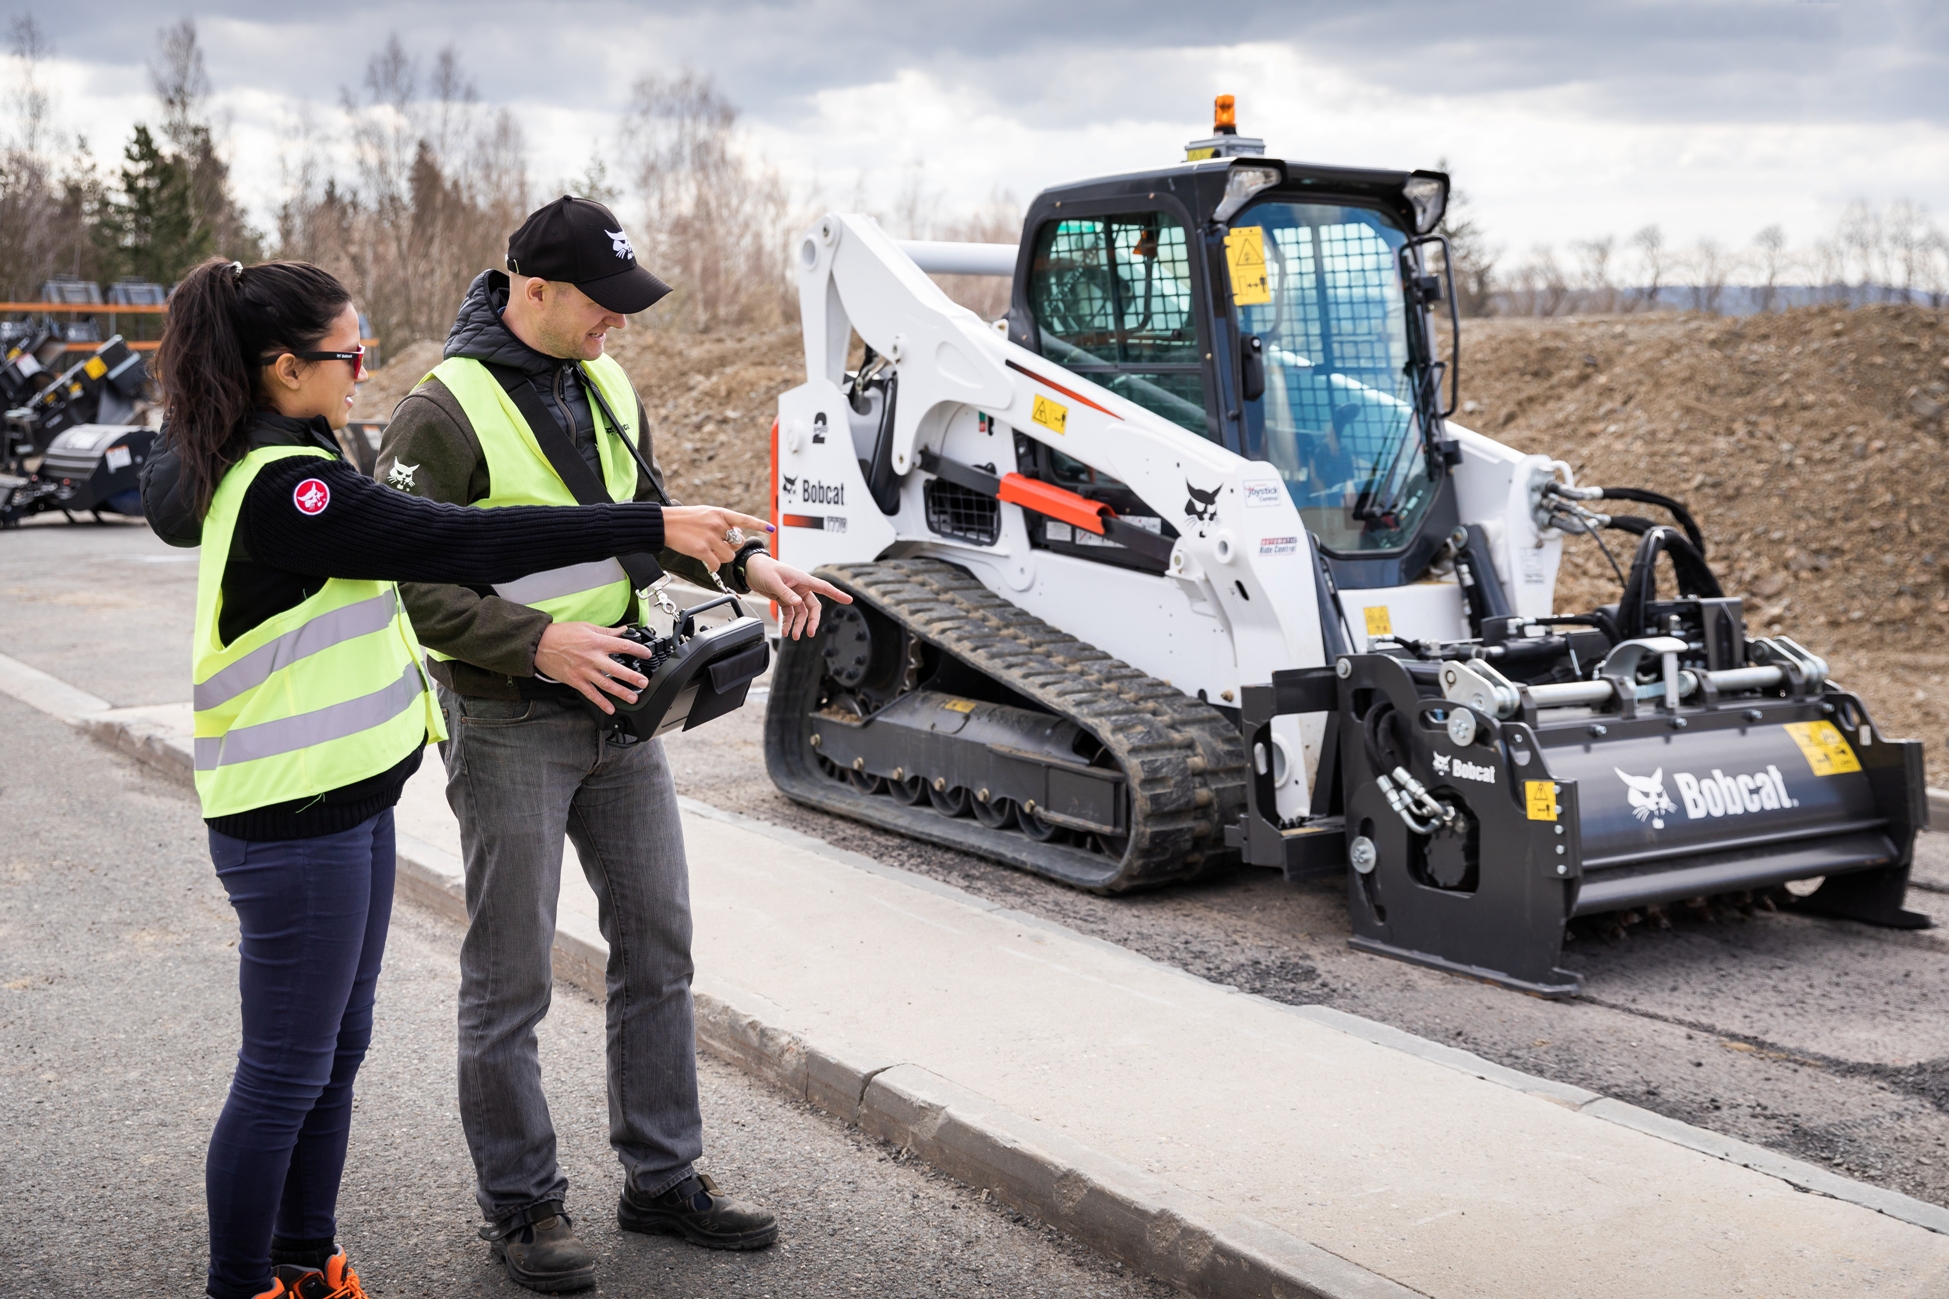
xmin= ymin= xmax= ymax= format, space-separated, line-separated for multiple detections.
xmin=426 ymin=354 xmax=644 ymax=650
xmin=191 ymin=446 xmax=445 ymax=819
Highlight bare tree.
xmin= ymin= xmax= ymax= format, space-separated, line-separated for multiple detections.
xmin=1807 ymin=236 xmax=1847 ymax=304
xmin=1571 ymin=236 xmax=1615 ymax=313
xmin=1535 ymin=245 xmax=1569 ymax=316
xmin=1837 ymin=200 xmax=1887 ymax=301
xmin=1631 ymin=225 xmax=1666 ymax=310
xmin=1886 ymin=199 xmax=1932 ymax=304
xmin=1503 ymin=244 xmax=1569 ymax=316
xmin=619 ymin=69 xmax=792 ymax=332
xmin=886 ymin=160 xmax=939 ymax=240
xmin=1686 ymin=237 xmax=1736 ymax=313
xmin=1433 ymin=159 xmax=1497 ymax=316
xmin=1922 ymin=228 xmax=1949 ymax=310
xmin=0 ymin=17 xmax=76 ymax=295
xmin=149 ymin=20 xmax=211 ymax=157
xmin=298 ymin=37 xmax=529 ymax=348
xmin=139 ymin=20 xmax=256 ymax=271
xmin=1752 ymin=224 xmax=1788 ymax=312
xmin=8 ymin=14 xmax=52 ymax=157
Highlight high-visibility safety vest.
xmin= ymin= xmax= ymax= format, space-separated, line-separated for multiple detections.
xmin=192 ymin=446 xmax=446 ymax=819
xmin=426 ymin=354 xmax=642 ymax=648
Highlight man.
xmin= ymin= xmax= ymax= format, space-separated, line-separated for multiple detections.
xmin=376 ymin=195 xmax=845 ymax=1292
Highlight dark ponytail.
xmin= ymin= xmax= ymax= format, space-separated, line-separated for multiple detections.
xmin=157 ymin=258 xmax=352 ymax=515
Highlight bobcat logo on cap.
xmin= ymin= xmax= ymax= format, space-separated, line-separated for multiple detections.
xmin=606 ymin=228 xmax=634 ymax=261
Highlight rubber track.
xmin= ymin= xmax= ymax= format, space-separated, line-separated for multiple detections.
xmin=764 ymin=557 xmax=1247 ymax=892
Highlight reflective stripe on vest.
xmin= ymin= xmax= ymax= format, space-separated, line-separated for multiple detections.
xmin=490 ymin=557 xmax=630 ymax=607
xmin=427 ymin=354 xmax=643 ymax=640
xmin=195 ymin=661 xmax=426 ymax=771
xmin=193 ymin=588 xmax=399 ymax=710
xmin=191 ymin=446 xmax=446 ymax=819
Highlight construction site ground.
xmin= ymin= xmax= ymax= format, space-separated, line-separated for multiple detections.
xmin=4 ymin=302 xmax=1930 ymax=1292
xmin=7 ymin=511 xmax=1949 ymax=1294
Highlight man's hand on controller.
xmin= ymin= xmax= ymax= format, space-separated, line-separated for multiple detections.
xmin=743 ymin=554 xmax=851 ymax=639
xmin=663 ymin=506 xmax=774 ymax=566
xmin=534 ymin=621 xmax=648 ymax=714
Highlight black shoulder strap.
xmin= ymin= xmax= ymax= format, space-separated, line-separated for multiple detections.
xmin=484 ymin=365 xmax=609 ymax=506
xmin=480 ymin=362 xmax=665 ymax=593
xmin=580 ymin=364 xmax=672 ymax=506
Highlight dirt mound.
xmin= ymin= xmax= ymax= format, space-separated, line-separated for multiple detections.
xmin=602 ymin=327 xmax=801 ymax=520
xmin=350 ymin=328 xmax=799 ymax=521
xmin=1457 ymin=304 xmax=1949 ymax=772
xmin=354 ymin=303 xmax=1949 ymax=775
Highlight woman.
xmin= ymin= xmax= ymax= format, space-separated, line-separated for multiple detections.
xmin=146 ymin=257 xmax=769 ymax=1299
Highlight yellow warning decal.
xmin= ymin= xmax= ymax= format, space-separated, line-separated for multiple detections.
xmin=1783 ymin=720 xmax=1862 ymax=776
xmin=1224 ymin=225 xmax=1271 ymax=306
xmin=942 ymin=699 xmax=976 ymax=714
xmin=83 ymin=356 xmax=108 ymax=380
xmin=1031 ymin=394 xmax=1067 ymax=434
xmin=1526 ymin=780 xmax=1557 ymax=822
xmin=1363 ymin=606 xmax=1392 ymax=637
xmin=1186 ymin=146 xmax=1217 ymax=161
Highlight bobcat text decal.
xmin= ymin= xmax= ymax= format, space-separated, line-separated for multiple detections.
xmin=1432 ymin=751 xmax=1496 ymax=784
xmin=1615 ymin=764 xmax=1797 ymax=830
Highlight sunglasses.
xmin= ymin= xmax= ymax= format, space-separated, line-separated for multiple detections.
xmin=267 ymin=345 xmax=367 ymax=382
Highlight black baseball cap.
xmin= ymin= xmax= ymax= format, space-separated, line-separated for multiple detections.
xmin=505 ymin=195 xmax=672 ymax=314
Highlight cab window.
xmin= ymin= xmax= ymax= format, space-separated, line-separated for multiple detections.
xmin=1028 ymin=212 xmax=1210 ymax=437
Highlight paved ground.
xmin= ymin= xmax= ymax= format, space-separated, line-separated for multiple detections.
xmin=0 ymin=688 xmax=1173 ymax=1297
xmin=9 ymin=516 xmax=1949 ymax=1215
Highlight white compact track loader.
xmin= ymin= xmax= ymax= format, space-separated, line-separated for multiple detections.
xmin=762 ymin=99 xmax=1928 ymax=995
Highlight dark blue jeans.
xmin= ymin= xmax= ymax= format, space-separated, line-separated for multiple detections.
xmin=204 ymin=810 xmax=395 ymax=1299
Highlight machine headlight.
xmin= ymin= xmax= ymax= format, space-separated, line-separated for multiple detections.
xmin=1403 ymin=172 xmax=1448 ymax=234
xmin=1215 ymin=165 xmax=1282 ymax=224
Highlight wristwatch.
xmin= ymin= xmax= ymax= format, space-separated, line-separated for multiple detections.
xmin=729 ymin=538 xmax=769 ymax=594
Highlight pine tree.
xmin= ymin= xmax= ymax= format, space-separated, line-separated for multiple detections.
xmin=109 ymin=123 xmax=210 ymax=283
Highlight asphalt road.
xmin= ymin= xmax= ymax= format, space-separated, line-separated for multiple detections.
xmin=8 ymin=516 xmax=1949 ymax=1220
xmin=0 ymin=686 xmax=1173 ymax=1298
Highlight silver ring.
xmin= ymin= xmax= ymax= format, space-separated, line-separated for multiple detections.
xmin=724 ymin=527 xmax=745 ymax=547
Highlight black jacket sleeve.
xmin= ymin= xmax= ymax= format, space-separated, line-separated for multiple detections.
xmin=238 ymin=457 xmax=665 ymax=584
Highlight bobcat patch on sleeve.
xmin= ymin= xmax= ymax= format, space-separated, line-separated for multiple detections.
xmin=385 ymin=462 xmax=419 ymax=492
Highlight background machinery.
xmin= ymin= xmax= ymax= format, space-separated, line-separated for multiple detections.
xmin=763 ymin=98 xmax=1928 ymax=996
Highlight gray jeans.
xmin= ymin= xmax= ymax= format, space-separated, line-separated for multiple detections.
xmin=438 ymin=687 xmax=700 ymax=1221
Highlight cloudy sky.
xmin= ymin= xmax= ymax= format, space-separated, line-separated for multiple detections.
xmin=17 ymin=1 xmax=1949 ymax=268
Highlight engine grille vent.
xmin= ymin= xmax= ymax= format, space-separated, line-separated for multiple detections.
xmin=924 ymin=478 xmax=1000 ymax=546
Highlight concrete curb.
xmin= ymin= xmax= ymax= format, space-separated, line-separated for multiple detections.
xmin=1930 ymin=787 xmax=1949 ymax=829
xmin=859 ymin=1065 xmax=1423 ymax=1299
xmin=686 ymin=977 xmax=1421 ymax=1298
xmin=5 ymin=652 xmax=1947 ymax=1294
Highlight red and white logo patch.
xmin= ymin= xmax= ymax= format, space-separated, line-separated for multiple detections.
xmin=293 ymin=478 xmax=331 ymax=515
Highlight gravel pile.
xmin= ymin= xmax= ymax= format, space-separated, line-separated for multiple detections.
xmin=354 ymin=303 xmax=1949 ymax=773
xmin=351 ymin=328 xmax=800 ymax=521
xmin=1458 ymin=304 xmax=1949 ymax=773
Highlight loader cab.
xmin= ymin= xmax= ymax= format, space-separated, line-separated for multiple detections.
xmin=1005 ymin=138 xmax=1458 ymax=590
